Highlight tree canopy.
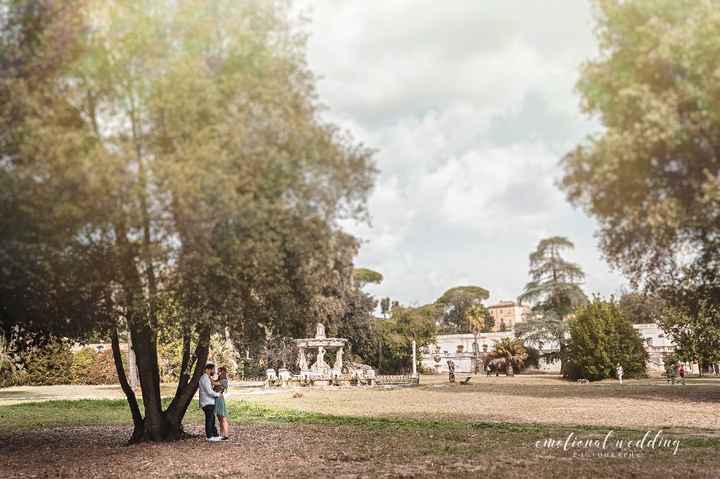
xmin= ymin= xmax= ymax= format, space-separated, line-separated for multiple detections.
xmin=435 ymin=286 xmax=490 ymax=333
xmin=518 ymin=236 xmax=586 ymax=315
xmin=516 ymin=237 xmax=586 ymax=367
xmin=0 ymin=0 xmax=375 ymax=442
xmin=377 ymin=304 xmax=438 ymax=373
xmin=561 ymin=0 xmax=720 ymax=296
xmin=564 ymin=298 xmax=648 ymax=381
xmin=352 ymin=268 xmax=384 ymax=287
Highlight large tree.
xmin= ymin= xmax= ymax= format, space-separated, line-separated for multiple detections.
xmin=377 ymin=304 xmax=438 ymax=373
xmin=435 ymin=286 xmax=490 ymax=333
xmin=516 ymin=237 xmax=587 ymax=367
xmin=561 ymin=0 xmax=720 ymax=300
xmin=660 ymin=300 xmax=720 ymax=376
xmin=1 ymin=0 xmax=375 ymax=442
xmin=564 ymin=298 xmax=648 ymax=381
xmin=617 ymin=291 xmax=665 ymax=325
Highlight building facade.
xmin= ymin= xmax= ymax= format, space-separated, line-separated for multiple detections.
xmin=422 ymin=323 xmax=676 ymax=374
xmin=632 ymin=323 xmax=674 ymax=372
xmin=487 ymin=301 xmax=529 ymax=332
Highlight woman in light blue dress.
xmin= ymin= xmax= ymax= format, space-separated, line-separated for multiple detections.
xmin=213 ymin=367 xmax=230 ymax=440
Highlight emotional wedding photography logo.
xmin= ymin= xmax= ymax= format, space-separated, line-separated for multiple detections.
xmin=535 ymin=430 xmax=681 ymax=459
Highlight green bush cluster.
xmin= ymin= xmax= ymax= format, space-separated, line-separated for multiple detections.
xmin=564 ymin=298 xmax=648 ymax=381
xmin=2 ymin=339 xmax=119 ymax=387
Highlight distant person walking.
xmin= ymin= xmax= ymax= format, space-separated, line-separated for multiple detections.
xmin=199 ymin=363 xmax=222 ymax=442
xmin=447 ymin=360 xmax=456 ymax=383
xmin=616 ymin=364 xmax=624 ymax=385
xmin=666 ymin=362 xmax=676 ymax=384
xmin=678 ymin=363 xmax=686 ymax=385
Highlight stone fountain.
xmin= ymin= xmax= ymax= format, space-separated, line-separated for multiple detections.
xmin=265 ymin=323 xmax=375 ymax=387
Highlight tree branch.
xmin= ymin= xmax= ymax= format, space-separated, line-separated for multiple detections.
xmin=165 ymin=326 xmax=210 ymax=424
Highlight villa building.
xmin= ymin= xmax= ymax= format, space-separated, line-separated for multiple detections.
xmin=422 ymin=322 xmax=675 ymax=374
xmin=487 ymin=300 xmax=529 ymax=331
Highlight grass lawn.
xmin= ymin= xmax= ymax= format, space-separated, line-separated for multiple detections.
xmin=1 ymin=392 xmax=719 ymax=478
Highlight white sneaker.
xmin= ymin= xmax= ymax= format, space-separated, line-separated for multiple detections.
xmin=207 ymin=436 xmax=223 ymax=442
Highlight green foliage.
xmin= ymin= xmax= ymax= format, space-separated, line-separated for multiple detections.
xmin=208 ymin=333 xmax=240 ymax=376
xmin=353 ymin=268 xmax=383 ymax=287
xmin=436 ymin=286 xmax=490 ymax=333
xmin=486 ymin=338 xmax=528 ymax=372
xmin=561 ymin=0 xmax=720 ymax=289
xmin=0 ymin=0 xmax=376 ymax=438
xmin=70 ymin=348 xmax=97 ymax=383
xmin=14 ymin=338 xmax=74 ymax=386
xmin=659 ymin=300 xmax=720 ymax=371
xmin=518 ymin=236 xmax=586 ymax=316
xmin=516 ymin=237 xmax=587 ymax=364
xmin=617 ymin=291 xmax=665 ymax=324
xmin=0 ymin=335 xmax=20 ymax=387
xmin=70 ymin=348 xmax=118 ymax=385
xmin=156 ymin=337 xmax=185 ymax=382
xmin=377 ymin=304 xmax=438 ymax=373
xmin=465 ymin=304 xmax=493 ymax=334
xmin=564 ymin=298 xmax=648 ymax=381
xmin=335 ymin=288 xmax=380 ymax=366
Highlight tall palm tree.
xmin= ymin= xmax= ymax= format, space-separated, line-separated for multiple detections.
xmin=465 ymin=304 xmax=492 ymax=374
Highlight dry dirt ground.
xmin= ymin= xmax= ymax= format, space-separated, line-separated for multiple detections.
xmin=1 ymin=375 xmax=719 ymax=478
xmin=254 ymin=374 xmax=720 ymax=432
xmin=1 ymin=422 xmax=718 ymax=479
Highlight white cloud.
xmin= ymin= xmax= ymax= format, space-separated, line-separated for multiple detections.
xmin=309 ymin=0 xmax=625 ymax=305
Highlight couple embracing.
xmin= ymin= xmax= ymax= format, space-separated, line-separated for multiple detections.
xmin=199 ymin=363 xmax=231 ymax=442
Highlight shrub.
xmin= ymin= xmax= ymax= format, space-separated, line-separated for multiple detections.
xmin=71 ymin=348 xmax=97 ymax=382
xmin=71 ymin=348 xmax=118 ymax=385
xmin=158 ymin=338 xmax=184 ymax=382
xmin=16 ymin=339 xmax=74 ymax=385
xmin=0 ymin=335 xmax=21 ymax=387
xmin=564 ymin=298 xmax=648 ymax=381
xmin=485 ymin=338 xmax=528 ymax=374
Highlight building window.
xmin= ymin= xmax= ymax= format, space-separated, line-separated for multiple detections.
xmin=456 ymin=345 xmax=464 ymax=353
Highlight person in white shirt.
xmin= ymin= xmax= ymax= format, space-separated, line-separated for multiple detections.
xmin=199 ymin=363 xmax=222 ymax=442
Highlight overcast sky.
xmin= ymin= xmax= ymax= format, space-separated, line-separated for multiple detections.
xmin=296 ymin=0 xmax=627 ymax=306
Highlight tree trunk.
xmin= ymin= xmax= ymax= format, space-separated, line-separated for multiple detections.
xmin=130 ymin=322 xmax=174 ymax=441
xmin=110 ymin=328 xmax=144 ymax=443
xmin=165 ymin=327 xmax=211 ymax=429
xmin=473 ymin=332 xmax=479 ymax=374
xmin=116 ymin=326 xmax=210 ymax=443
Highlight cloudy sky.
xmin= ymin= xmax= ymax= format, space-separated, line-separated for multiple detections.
xmin=297 ymin=0 xmax=627 ymax=306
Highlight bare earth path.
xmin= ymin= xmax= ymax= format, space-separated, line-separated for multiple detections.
xmin=3 ymin=375 xmax=720 ymax=431
xmin=2 ymin=375 xmax=720 ymax=478
xmin=253 ymin=375 xmax=720 ymax=432
xmin=1 ymin=422 xmax=717 ymax=478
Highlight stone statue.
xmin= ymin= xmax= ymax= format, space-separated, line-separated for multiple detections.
xmin=311 ymin=346 xmax=329 ymax=372
xmin=333 ymin=348 xmax=344 ymax=372
xmin=315 ymin=322 xmax=326 ymax=339
xmin=297 ymin=348 xmax=308 ymax=371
